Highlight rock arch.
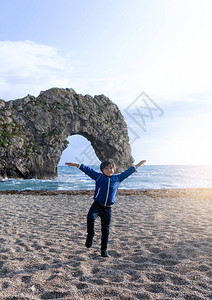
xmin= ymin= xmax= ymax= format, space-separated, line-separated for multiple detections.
xmin=0 ymin=88 xmax=134 ymax=179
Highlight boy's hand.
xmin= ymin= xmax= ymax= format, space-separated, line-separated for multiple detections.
xmin=65 ymin=162 xmax=79 ymax=167
xmin=135 ymin=160 xmax=146 ymax=168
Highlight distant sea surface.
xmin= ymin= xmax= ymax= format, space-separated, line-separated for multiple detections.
xmin=0 ymin=165 xmax=212 ymax=191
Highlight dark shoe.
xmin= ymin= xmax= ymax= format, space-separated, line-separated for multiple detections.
xmin=101 ymin=250 xmax=110 ymax=257
xmin=85 ymin=235 xmax=93 ymax=248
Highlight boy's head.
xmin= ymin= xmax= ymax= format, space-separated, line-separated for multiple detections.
xmin=100 ymin=159 xmax=116 ymax=177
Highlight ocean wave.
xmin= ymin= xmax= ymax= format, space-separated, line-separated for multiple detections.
xmin=0 ymin=165 xmax=212 ymax=191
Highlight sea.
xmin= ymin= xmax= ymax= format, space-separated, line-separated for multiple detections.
xmin=0 ymin=165 xmax=212 ymax=191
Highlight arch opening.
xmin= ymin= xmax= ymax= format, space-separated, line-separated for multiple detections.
xmin=59 ymin=134 xmax=100 ymax=166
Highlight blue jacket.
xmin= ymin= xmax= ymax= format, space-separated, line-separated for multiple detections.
xmin=79 ymin=164 xmax=136 ymax=206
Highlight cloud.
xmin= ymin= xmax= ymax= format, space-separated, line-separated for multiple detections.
xmin=0 ymin=40 xmax=76 ymax=100
xmin=0 ymin=40 xmax=125 ymax=104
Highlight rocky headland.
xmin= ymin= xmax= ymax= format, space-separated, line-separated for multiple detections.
xmin=0 ymin=88 xmax=133 ymax=179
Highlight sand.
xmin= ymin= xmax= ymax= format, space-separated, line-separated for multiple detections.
xmin=0 ymin=189 xmax=211 ymax=299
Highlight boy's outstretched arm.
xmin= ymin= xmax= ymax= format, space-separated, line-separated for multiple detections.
xmin=65 ymin=162 xmax=101 ymax=180
xmin=65 ymin=162 xmax=79 ymax=168
xmin=135 ymin=160 xmax=146 ymax=168
xmin=117 ymin=160 xmax=146 ymax=182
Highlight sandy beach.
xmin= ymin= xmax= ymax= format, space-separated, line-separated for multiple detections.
xmin=0 ymin=189 xmax=211 ymax=299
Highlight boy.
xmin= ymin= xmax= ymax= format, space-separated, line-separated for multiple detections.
xmin=66 ymin=159 xmax=146 ymax=257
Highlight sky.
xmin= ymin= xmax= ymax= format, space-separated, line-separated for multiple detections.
xmin=0 ymin=0 xmax=212 ymax=165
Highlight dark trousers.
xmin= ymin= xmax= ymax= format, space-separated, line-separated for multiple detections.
xmin=87 ymin=201 xmax=112 ymax=251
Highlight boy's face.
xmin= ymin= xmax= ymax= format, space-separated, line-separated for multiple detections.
xmin=102 ymin=164 xmax=115 ymax=177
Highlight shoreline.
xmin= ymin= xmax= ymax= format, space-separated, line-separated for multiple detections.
xmin=0 ymin=187 xmax=212 ymax=198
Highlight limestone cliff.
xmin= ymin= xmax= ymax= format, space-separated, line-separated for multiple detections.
xmin=0 ymin=88 xmax=134 ymax=179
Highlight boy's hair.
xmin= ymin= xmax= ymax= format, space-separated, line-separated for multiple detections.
xmin=100 ymin=159 xmax=116 ymax=172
